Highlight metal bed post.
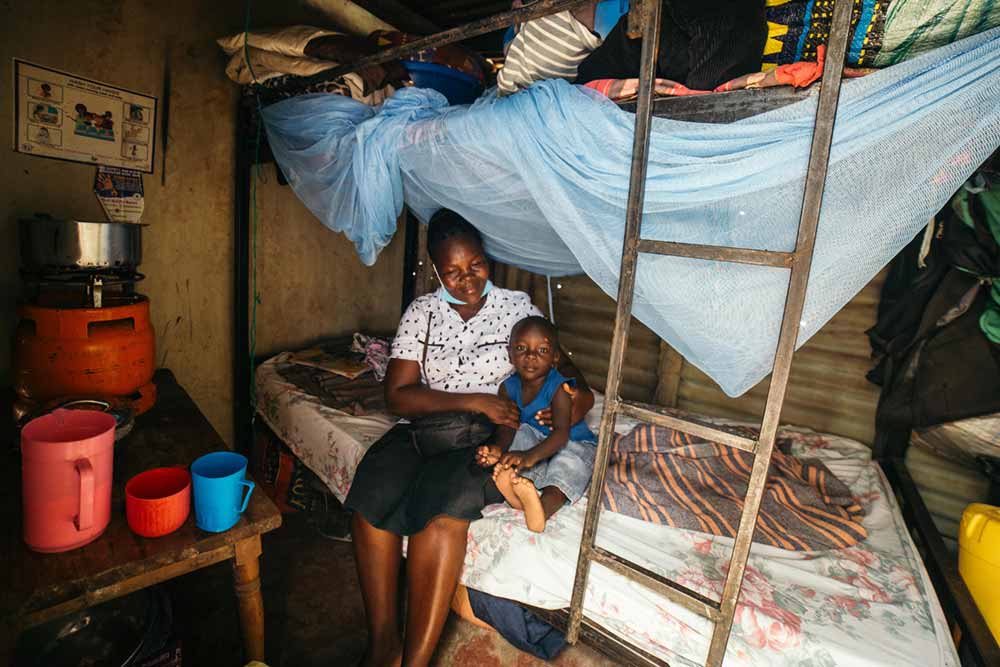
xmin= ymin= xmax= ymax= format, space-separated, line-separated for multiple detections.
xmin=564 ymin=0 xmax=856 ymax=665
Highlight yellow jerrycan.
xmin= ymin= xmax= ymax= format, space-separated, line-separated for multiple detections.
xmin=959 ymin=503 xmax=1000 ymax=642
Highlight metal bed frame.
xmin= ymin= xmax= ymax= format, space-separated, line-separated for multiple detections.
xmin=231 ymin=1 xmax=1000 ymax=664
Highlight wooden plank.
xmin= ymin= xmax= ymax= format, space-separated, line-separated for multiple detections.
xmin=592 ymin=546 xmax=721 ymax=620
xmin=638 ymin=239 xmax=795 ymax=268
xmin=654 ymin=340 xmax=684 ymax=407
xmin=620 ymin=400 xmax=757 ymax=453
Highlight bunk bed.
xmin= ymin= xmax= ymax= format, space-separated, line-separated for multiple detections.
xmin=231 ymin=1 xmax=1000 ymax=665
xmin=254 ymin=348 xmax=959 ymax=666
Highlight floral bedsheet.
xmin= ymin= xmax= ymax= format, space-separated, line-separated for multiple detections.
xmin=464 ymin=428 xmax=959 ymax=667
xmin=255 ymin=352 xmax=395 ymax=502
xmin=257 ymin=358 xmax=957 ymax=666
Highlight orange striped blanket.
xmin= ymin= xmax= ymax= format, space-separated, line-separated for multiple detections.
xmin=601 ymin=425 xmax=867 ymax=551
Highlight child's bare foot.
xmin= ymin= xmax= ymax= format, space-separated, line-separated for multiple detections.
xmin=512 ymin=475 xmax=546 ymax=533
xmin=476 ymin=444 xmax=502 ymax=467
xmin=493 ymin=466 xmax=524 ymax=510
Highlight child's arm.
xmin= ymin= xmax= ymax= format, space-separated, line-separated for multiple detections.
xmin=500 ymin=387 xmax=572 ymax=470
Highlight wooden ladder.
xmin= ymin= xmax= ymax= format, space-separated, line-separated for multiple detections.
xmin=564 ymin=0 xmax=856 ymax=665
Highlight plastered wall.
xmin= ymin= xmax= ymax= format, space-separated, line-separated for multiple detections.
xmin=253 ymin=163 xmax=404 ymax=356
xmin=2 ymin=1 xmax=404 ymax=444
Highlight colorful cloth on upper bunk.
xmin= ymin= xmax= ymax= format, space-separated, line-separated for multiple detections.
xmin=876 ymin=0 xmax=1000 ymax=67
xmin=763 ymin=0 xmax=890 ymax=69
xmin=583 ymin=45 xmax=873 ymax=101
xmin=601 ymin=424 xmax=868 ymax=551
xmin=583 ymin=77 xmax=709 ymax=100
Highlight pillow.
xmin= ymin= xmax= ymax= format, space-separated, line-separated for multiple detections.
xmin=217 ymin=25 xmax=337 ymax=58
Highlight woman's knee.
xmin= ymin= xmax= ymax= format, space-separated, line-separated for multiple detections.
xmin=420 ymin=515 xmax=470 ymax=541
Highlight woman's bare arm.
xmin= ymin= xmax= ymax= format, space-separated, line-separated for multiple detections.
xmin=384 ymin=358 xmax=520 ymax=428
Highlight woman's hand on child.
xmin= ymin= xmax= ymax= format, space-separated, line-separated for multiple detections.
xmin=498 ymin=451 xmax=537 ymax=471
xmin=476 ymin=444 xmax=502 ymax=468
xmin=535 ymin=382 xmax=578 ymax=427
xmin=475 ymin=394 xmax=521 ymax=429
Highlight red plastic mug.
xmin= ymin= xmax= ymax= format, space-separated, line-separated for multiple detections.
xmin=125 ymin=467 xmax=191 ymax=538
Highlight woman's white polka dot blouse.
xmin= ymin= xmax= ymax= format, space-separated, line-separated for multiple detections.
xmin=391 ymin=287 xmax=542 ymax=395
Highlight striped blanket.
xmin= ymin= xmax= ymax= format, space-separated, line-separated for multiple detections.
xmin=601 ymin=425 xmax=867 ymax=551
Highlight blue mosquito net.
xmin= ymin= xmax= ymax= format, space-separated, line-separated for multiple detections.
xmin=262 ymin=28 xmax=1000 ymax=397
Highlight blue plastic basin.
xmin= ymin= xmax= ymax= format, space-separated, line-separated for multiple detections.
xmin=403 ymin=61 xmax=483 ymax=106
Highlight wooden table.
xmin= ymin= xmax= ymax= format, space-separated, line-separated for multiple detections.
xmin=0 ymin=370 xmax=282 ymax=662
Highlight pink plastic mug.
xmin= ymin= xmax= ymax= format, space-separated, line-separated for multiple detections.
xmin=21 ymin=409 xmax=116 ymax=553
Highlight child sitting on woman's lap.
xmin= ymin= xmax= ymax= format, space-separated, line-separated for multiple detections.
xmin=476 ymin=316 xmax=597 ymax=532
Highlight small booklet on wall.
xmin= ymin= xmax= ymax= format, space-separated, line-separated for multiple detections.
xmin=288 ymin=347 xmax=371 ymax=379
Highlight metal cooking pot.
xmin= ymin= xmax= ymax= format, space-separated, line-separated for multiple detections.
xmin=19 ymin=216 xmax=143 ymax=271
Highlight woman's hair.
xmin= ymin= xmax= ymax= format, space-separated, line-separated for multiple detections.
xmin=427 ymin=209 xmax=484 ymax=264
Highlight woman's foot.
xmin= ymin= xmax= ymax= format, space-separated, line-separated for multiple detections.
xmin=476 ymin=444 xmax=502 ymax=467
xmin=511 ymin=475 xmax=546 ymax=533
xmin=493 ymin=466 xmax=524 ymax=510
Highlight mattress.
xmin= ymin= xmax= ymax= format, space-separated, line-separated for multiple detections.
xmin=255 ymin=352 xmax=395 ymax=502
xmin=256 ymin=354 xmax=958 ymax=666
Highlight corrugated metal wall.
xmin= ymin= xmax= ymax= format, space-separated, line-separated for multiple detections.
xmin=493 ymin=262 xmax=990 ymax=546
xmin=905 ymin=443 xmax=991 ymax=548
xmin=674 ymin=273 xmax=886 ymax=445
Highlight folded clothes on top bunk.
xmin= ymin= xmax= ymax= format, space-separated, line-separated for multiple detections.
xmin=217 ymin=26 xmax=401 ymax=104
xmin=218 ymin=25 xmax=488 ymax=105
xmin=262 ymin=29 xmax=1000 ymax=397
xmin=603 ymin=424 xmax=868 ymax=550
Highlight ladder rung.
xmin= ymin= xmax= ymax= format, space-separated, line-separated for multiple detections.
xmin=638 ymin=239 xmax=795 ymax=268
xmin=618 ymin=400 xmax=757 ymax=453
xmin=590 ymin=546 xmax=721 ymax=621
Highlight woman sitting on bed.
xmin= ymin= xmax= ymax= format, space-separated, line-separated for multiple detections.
xmin=344 ymin=209 xmax=594 ymax=667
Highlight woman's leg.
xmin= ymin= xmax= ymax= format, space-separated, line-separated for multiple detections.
xmin=402 ymin=515 xmax=470 ymax=667
xmin=352 ymin=513 xmax=404 ymax=667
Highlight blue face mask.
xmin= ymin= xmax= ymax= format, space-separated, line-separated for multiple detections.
xmin=433 ymin=263 xmax=493 ymax=305
xmin=437 ymin=280 xmax=494 ymax=305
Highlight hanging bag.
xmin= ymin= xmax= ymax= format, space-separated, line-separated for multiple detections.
xmin=410 ymin=310 xmax=495 ymax=457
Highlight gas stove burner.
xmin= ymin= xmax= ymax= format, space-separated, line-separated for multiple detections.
xmin=21 ymin=270 xmax=145 ymax=309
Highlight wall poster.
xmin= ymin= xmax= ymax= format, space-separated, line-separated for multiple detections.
xmin=13 ymin=59 xmax=157 ymax=173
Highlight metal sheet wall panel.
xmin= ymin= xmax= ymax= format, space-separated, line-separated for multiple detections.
xmin=905 ymin=443 xmax=990 ymax=545
xmin=675 ymin=272 xmax=886 ymax=445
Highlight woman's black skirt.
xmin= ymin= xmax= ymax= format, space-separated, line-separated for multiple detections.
xmin=344 ymin=414 xmax=503 ymax=536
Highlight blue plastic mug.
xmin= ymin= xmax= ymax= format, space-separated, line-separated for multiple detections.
xmin=190 ymin=452 xmax=255 ymax=533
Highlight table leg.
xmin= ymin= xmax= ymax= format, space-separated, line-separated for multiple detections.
xmin=233 ymin=534 xmax=265 ymax=661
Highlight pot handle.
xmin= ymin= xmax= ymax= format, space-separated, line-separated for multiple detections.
xmin=75 ymin=458 xmax=95 ymax=532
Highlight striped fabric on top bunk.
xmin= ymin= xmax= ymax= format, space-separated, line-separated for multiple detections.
xmin=601 ymin=425 xmax=868 ymax=550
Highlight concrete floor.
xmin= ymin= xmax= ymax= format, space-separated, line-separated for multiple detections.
xmin=164 ymin=510 xmax=616 ymax=666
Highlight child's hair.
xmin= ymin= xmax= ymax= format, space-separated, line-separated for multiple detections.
xmin=510 ymin=315 xmax=560 ymax=346
xmin=427 ymin=209 xmax=484 ymax=265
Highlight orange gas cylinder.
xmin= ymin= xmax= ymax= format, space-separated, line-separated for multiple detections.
xmin=14 ymin=298 xmax=156 ymax=414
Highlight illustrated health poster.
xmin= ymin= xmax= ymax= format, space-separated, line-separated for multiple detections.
xmin=13 ymin=59 xmax=157 ymax=173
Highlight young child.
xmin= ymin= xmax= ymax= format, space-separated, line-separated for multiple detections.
xmin=476 ymin=316 xmax=597 ymax=532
